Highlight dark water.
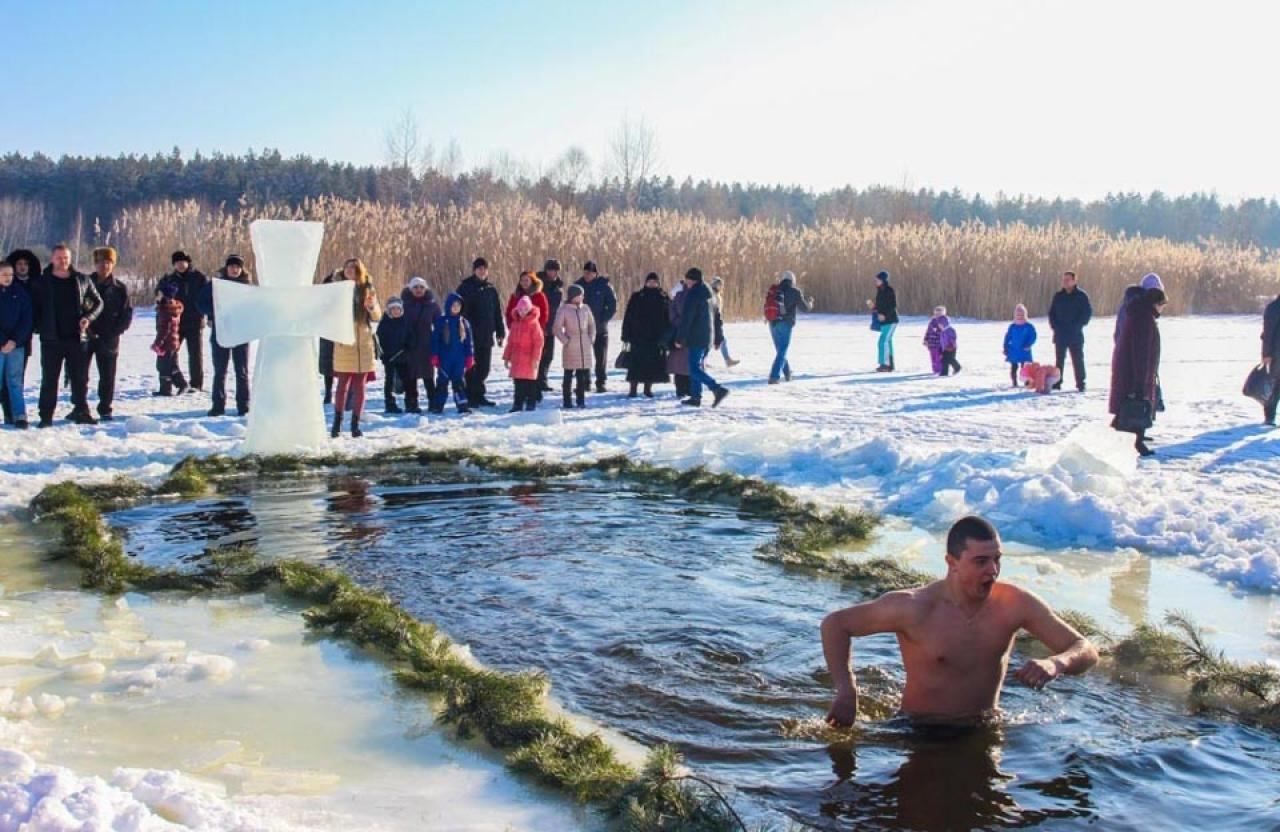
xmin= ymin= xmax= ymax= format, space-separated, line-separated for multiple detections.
xmin=111 ymin=469 xmax=1280 ymax=831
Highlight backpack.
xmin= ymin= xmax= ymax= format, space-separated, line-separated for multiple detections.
xmin=763 ymin=284 xmax=782 ymax=322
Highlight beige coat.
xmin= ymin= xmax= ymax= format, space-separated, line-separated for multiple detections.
xmin=554 ymin=302 xmax=596 ymax=371
xmin=333 ymin=283 xmax=383 ymax=374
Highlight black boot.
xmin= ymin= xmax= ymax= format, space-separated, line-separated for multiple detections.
xmin=643 ymin=384 xmax=653 ymax=398
xmin=351 ymin=414 xmax=362 ymax=438
xmin=330 ymin=411 xmax=342 ymax=438
xmin=576 ymin=390 xmax=586 ymax=408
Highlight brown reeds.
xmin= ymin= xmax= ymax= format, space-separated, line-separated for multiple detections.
xmin=108 ymin=198 xmax=1280 ymax=319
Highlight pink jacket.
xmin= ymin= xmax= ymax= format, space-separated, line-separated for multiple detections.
xmin=503 ymin=307 xmax=545 ymax=380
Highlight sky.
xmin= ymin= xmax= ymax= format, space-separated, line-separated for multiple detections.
xmin=2 ymin=0 xmax=1277 ymax=202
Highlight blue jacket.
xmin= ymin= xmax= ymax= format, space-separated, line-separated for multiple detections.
xmin=1003 ymin=321 xmax=1037 ymax=363
xmin=0 ymin=282 xmax=33 ymax=347
xmin=431 ymin=293 xmax=474 ymax=372
xmin=676 ymin=281 xmax=715 ymax=351
xmin=575 ymin=275 xmax=617 ymax=328
xmin=376 ymin=312 xmax=411 ymax=363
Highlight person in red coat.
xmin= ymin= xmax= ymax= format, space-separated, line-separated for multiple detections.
xmin=505 ymin=270 xmax=550 ymax=330
xmin=153 ymin=283 xmax=189 ymax=396
xmin=1109 ymin=283 xmax=1165 ymax=457
xmin=503 ymin=294 xmax=545 ymax=412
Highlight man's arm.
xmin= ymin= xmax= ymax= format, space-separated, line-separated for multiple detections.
xmin=1014 ymin=590 xmax=1099 ymax=689
xmin=821 ymin=592 xmax=914 ymax=726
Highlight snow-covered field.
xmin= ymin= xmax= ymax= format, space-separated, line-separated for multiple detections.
xmin=1 ymin=310 xmax=1276 ymax=591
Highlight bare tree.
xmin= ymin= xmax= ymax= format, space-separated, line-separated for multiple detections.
xmin=438 ymin=138 xmax=464 ymax=179
xmin=607 ymin=116 xmax=661 ymax=205
xmin=549 ymin=145 xmax=593 ymax=192
xmin=384 ymin=108 xmax=433 ymax=203
xmin=488 ymin=150 xmax=531 ymax=187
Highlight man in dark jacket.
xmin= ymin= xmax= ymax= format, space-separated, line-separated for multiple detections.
xmin=673 ymin=268 xmax=728 ymax=408
xmin=769 ymin=270 xmax=815 ymax=384
xmin=199 ymin=255 xmax=251 ymax=417
xmin=1049 ymin=270 xmax=1093 ymax=391
xmin=575 ymin=261 xmax=617 ymax=392
xmin=157 ymin=251 xmax=208 ymax=391
xmin=31 ymin=243 xmax=103 ymax=426
xmin=82 ymin=246 xmax=133 ymax=421
xmin=456 ymin=257 xmax=505 ymax=407
xmin=0 ymin=250 xmax=40 ymax=422
xmin=536 ymin=258 xmax=563 ymax=392
xmin=1262 ymin=294 xmax=1280 ymax=426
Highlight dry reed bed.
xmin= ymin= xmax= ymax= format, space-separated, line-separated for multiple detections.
xmin=109 ymin=198 xmax=1280 ymax=320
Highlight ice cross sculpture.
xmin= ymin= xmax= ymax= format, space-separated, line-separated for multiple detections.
xmin=213 ymin=220 xmax=355 ymax=454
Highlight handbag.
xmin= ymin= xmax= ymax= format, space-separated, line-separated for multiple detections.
xmin=1243 ymin=364 xmax=1275 ymax=404
xmin=1116 ymin=396 xmax=1154 ymax=433
xmin=870 ymin=314 xmax=882 ymax=332
xmin=614 ymin=348 xmax=632 ymax=370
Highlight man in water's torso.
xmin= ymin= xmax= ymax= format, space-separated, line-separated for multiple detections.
xmin=822 ymin=516 xmax=1099 ymax=724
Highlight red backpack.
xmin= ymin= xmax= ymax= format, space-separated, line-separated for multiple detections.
xmin=763 ymin=283 xmax=782 ymax=322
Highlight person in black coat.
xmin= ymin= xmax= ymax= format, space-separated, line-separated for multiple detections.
xmin=536 ymin=259 xmax=563 ymax=392
xmin=0 ymin=249 xmax=39 ymax=422
xmin=376 ymin=297 xmax=411 ymax=413
xmin=870 ymin=270 xmax=898 ymax=372
xmin=621 ymin=272 xmax=671 ymax=398
xmin=673 ymin=268 xmax=728 ymax=408
xmin=575 ymin=260 xmax=617 ymax=392
xmin=456 ymin=257 xmax=505 ymax=407
xmin=1110 ymin=286 xmax=1164 ymax=456
xmin=31 ymin=244 xmax=104 ymax=426
xmin=400 ymin=276 xmax=441 ymax=413
xmin=0 ymin=262 xmax=33 ymax=427
xmin=1261 ymin=293 xmax=1280 ymax=426
xmin=83 ymin=247 xmax=133 ymax=420
xmin=157 ymin=251 xmax=208 ymax=390
xmin=1048 ymin=270 xmax=1093 ymax=391
xmin=199 ymin=255 xmax=252 ymax=417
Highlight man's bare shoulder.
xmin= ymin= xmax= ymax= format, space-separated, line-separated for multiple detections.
xmin=877 ymin=581 xmax=946 ymax=620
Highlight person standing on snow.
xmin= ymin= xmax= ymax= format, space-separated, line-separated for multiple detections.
xmin=199 ymin=254 xmax=252 ymax=417
xmin=400 ymin=276 xmax=441 ymax=414
xmin=1110 ymin=279 xmax=1165 ymax=457
xmin=157 ymin=251 xmax=208 ymax=391
xmin=575 ymin=261 xmax=617 ymax=393
xmin=869 ymin=270 xmax=898 ymax=372
xmin=457 ymin=257 xmax=504 ymax=408
xmin=32 ymin=243 xmax=103 ymax=426
xmin=621 ymin=271 xmax=671 ymax=398
xmin=1003 ymin=304 xmax=1037 ymax=387
xmin=674 ymin=268 xmax=730 ymax=408
xmin=1260 ymin=291 xmax=1280 ymax=426
xmin=83 ymin=246 xmax=133 ymax=421
xmin=536 ymin=259 xmax=564 ymax=394
xmin=554 ymin=283 xmax=596 ymax=409
xmin=1049 ymin=270 xmax=1092 ymax=391
xmin=767 ymin=271 xmax=814 ymax=384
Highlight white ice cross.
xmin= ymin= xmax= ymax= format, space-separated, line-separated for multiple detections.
xmin=212 ymin=220 xmax=355 ymax=454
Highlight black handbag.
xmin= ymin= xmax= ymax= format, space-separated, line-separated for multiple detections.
xmin=1243 ymin=364 xmax=1276 ymax=404
xmin=1116 ymin=396 xmax=1154 ymax=433
xmin=614 ymin=349 xmax=632 ymax=370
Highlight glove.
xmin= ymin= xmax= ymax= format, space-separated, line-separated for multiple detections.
xmin=431 ymin=356 xmax=440 ymax=368
xmin=465 ymin=357 xmax=475 ymax=371
xmin=151 ymin=344 xmax=164 ymax=356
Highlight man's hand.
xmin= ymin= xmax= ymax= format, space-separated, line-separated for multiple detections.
xmin=878 ymin=314 xmax=887 ymax=323
xmin=1015 ymin=658 xmax=1061 ymax=690
xmin=0 ymin=340 xmax=14 ymax=354
xmin=79 ymin=318 xmax=90 ymax=332
xmin=826 ymin=690 xmax=859 ymax=727
xmin=673 ymin=340 xmax=683 ymax=350
xmin=497 ymin=337 xmax=505 ymax=347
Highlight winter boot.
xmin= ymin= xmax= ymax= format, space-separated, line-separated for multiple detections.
xmin=643 ymin=384 xmax=653 ymax=398
xmin=330 ymin=412 xmax=342 ymax=438
xmin=576 ymin=391 xmax=586 ymax=408
xmin=628 ymin=382 xmax=638 ymax=398
xmin=351 ymin=415 xmax=362 ymax=439
xmin=712 ymin=388 xmax=730 ymax=408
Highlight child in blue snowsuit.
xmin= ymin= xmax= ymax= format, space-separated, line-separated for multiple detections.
xmin=430 ymin=292 xmax=474 ymax=414
xmin=1003 ymin=303 xmax=1038 ymax=387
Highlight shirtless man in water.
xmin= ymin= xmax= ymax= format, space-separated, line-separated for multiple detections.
xmin=822 ymin=515 xmax=1099 ymax=724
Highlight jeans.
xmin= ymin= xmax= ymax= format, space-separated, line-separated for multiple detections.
xmin=769 ymin=320 xmax=793 ymax=381
xmin=719 ymin=339 xmax=733 ymax=361
xmin=0 ymin=346 xmax=26 ymax=423
xmin=877 ymin=323 xmax=897 ymax=367
xmin=1054 ymin=340 xmax=1086 ymax=389
xmin=687 ymin=347 xmax=722 ymax=402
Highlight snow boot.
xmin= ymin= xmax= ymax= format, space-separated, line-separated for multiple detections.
xmin=643 ymin=384 xmax=653 ymax=398
xmin=712 ymin=388 xmax=730 ymax=408
xmin=330 ymin=412 xmax=342 ymax=438
xmin=351 ymin=415 xmax=362 ymax=439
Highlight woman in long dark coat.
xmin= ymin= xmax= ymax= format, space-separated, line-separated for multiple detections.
xmin=666 ymin=282 xmax=691 ymax=398
xmin=1110 ymin=285 xmax=1165 ymax=457
xmin=621 ymin=272 xmax=671 ymax=398
xmin=400 ymin=277 xmax=441 ymax=414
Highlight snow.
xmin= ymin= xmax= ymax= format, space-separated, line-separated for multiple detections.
xmin=1 ymin=309 xmax=1277 ymax=591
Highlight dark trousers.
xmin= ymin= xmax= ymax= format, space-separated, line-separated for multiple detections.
xmin=0 ymin=345 xmax=31 ymax=422
xmin=211 ymin=339 xmax=250 ymax=412
xmin=466 ymin=340 xmax=493 ymax=403
xmin=1264 ymin=376 xmax=1280 ymax=423
xmin=562 ymin=369 xmax=589 ymax=407
xmin=382 ymin=360 xmax=402 ymax=407
xmin=941 ymin=350 xmax=961 ymax=376
xmin=39 ymin=339 xmax=88 ymax=420
xmin=83 ymin=338 xmax=120 ymax=415
xmin=592 ymin=331 xmax=609 ymax=388
xmin=402 ymin=366 xmax=436 ymax=412
xmin=512 ymin=378 xmax=539 ymax=410
xmin=179 ymin=327 xmax=205 ymax=389
xmin=156 ymin=350 xmax=188 ymax=394
xmin=432 ymin=365 xmax=469 ymax=412
xmin=1054 ymin=340 xmax=1086 ymax=389
xmin=537 ymin=330 xmax=556 ymax=388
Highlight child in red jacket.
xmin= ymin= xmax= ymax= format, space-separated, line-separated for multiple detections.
xmin=153 ymin=283 xmax=189 ymax=396
xmin=503 ymin=294 xmax=545 ymax=412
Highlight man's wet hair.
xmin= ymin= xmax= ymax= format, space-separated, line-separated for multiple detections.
xmin=946 ymin=515 xmax=999 ymax=558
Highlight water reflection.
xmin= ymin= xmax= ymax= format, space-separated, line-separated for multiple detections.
xmin=1109 ymin=553 xmax=1152 ymax=630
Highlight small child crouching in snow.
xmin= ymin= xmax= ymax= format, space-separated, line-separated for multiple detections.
xmin=1020 ymin=362 xmax=1061 ymax=394
xmin=152 ymin=284 xmax=188 ymax=396
xmin=1003 ymin=303 xmax=1038 ymax=387
xmin=503 ymin=292 xmax=546 ymax=412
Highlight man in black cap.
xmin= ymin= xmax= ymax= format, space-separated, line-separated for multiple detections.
xmin=673 ymin=268 xmax=729 ymax=408
xmin=198 ymin=254 xmax=251 ymax=416
xmin=158 ymin=251 xmax=208 ymax=391
xmin=536 ymin=258 xmax=563 ymax=392
xmin=456 ymin=257 xmax=505 ymax=407
xmin=574 ymin=260 xmax=616 ymax=392
xmin=83 ymin=246 xmax=133 ymax=421
xmin=31 ymin=243 xmax=103 ymax=426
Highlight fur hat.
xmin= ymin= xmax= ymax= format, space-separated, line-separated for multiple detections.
xmin=711 ymin=275 xmax=724 ymax=289
xmin=171 ymin=250 xmax=191 ymax=265
xmin=92 ymin=246 xmax=118 ymax=264
xmin=583 ymin=260 xmax=598 ymax=274
xmin=225 ymin=254 xmax=245 ymax=268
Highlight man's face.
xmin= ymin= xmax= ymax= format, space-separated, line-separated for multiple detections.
xmin=52 ymin=249 xmax=71 ymax=271
xmin=94 ymin=259 xmax=112 ymax=279
xmin=13 ymin=260 xmax=29 ymax=277
xmin=475 ymin=266 xmax=489 ymax=281
xmin=947 ymin=538 xmax=1002 ymax=602
xmin=227 ymin=264 xmax=243 ymax=279
xmin=546 ymin=268 xmax=559 ymax=281
xmin=1062 ymin=274 xmax=1077 ymax=291
xmin=583 ymin=270 xmax=596 ymax=282
xmin=175 ymin=260 xmax=189 ymax=273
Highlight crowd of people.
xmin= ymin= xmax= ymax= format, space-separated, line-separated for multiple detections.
xmin=1 ymin=246 xmax=1277 ymax=449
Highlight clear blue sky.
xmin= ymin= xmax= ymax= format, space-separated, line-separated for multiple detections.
xmin=3 ymin=0 xmax=1275 ymax=201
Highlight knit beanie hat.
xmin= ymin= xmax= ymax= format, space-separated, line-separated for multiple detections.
xmin=876 ymin=270 xmax=890 ymax=283
xmin=171 ymin=250 xmax=191 ymax=265
xmin=515 ymin=295 xmax=534 ymax=316
xmin=159 ymin=282 xmax=179 ymax=298
xmin=407 ymin=276 xmax=428 ymax=290
xmin=685 ymin=267 xmax=703 ymax=283
xmin=583 ymin=260 xmax=598 ymax=273
xmin=543 ymin=258 xmax=561 ymax=272
xmin=92 ymin=246 xmax=117 ymax=264
xmin=385 ymin=297 xmax=404 ymax=310
xmin=1140 ymin=273 xmax=1165 ymax=291
xmin=225 ymin=254 xmax=245 ymax=268
xmin=567 ymin=284 xmax=585 ymax=300
xmin=779 ymin=271 xmax=796 ymax=285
